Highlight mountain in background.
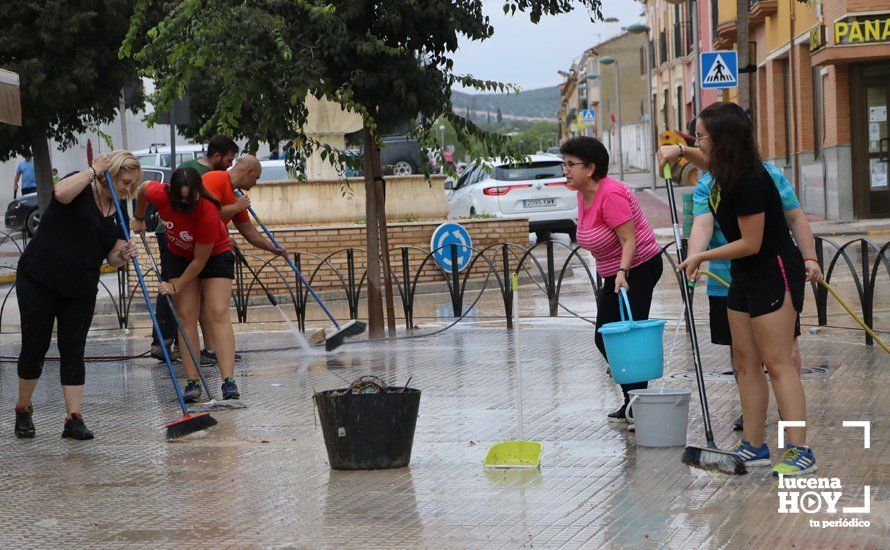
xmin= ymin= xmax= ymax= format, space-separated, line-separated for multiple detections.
xmin=451 ymin=86 xmax=560 ymax=121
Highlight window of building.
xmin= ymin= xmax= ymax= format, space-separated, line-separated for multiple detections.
xmin=812 ymin=66 xmax=824 ymax=159
xmin=783 ymin=59 xmax=792 ymax=166
xmin=675 ymin=86 xmax=686 ymax=132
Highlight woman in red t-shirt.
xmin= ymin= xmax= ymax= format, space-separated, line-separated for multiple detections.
xmin=561 ymin=136 xmax=663 ymax=429
xmin=132 ymin=167 xmax=241 ymax=403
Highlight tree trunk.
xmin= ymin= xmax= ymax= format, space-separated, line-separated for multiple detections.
xmin=30 ymin=128 xmax=54 ymax=214
xmin=362 ymin=126 xmax=385 ymax=339
xmin=374 ymin=174 xmax=397 ymax=337
xmin=736 ymin=0 xmax=750 ymax=110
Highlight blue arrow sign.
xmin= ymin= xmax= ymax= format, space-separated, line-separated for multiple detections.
xmin=701 ymin=51 xmax=738 ymax=90
xmin=431 ymin=222 xmax=473 ymax=273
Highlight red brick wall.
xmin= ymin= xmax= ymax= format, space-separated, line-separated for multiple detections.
xmin=135 ymin=219 xmax=531 ymax=296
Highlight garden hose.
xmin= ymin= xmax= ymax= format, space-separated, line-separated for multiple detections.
xmin=699 ymin=269 xmax=890 ymax=354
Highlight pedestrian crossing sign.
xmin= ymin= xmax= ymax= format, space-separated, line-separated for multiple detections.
xmin=580 ymin=109 xmax=595 ymax=125
xmin=701 ymin=51 xmax=738 ymax=90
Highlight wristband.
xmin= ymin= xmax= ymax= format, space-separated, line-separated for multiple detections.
xmin=804 ymin=258 xmax=819 ymax=263
xmin=134 ymin=216 xmax=144 ymax=222
xmin=677 ymin=143 xmax=685 ymax=158
xmin=617 ymin=268 xmax=629 ymax=276
xmin=171 ymin=282 xmax=177 ymax=294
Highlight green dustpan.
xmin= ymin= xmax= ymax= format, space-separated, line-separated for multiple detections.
xmin=483 ymin=440 xmax=543 ymax=469
xmin=483 ymin=274 xmax=542 ymax=469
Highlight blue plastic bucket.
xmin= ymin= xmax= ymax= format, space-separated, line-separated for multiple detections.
xmin=599 ymin=288 xmax=667 ymax=384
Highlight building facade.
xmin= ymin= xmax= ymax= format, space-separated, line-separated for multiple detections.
xmin=714 ymin=0 xmax=890 ymax=219
xmin=643 ymin=0 xmax=723 ymax=133
xmin=558 ymin=31 xmax=649 ymax=171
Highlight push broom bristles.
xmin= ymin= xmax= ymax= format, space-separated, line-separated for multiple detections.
xmin=682 ymin=444 xmax=747 ymax=475
xmin=325 ymin=320 xmax=367 ymax=351
xmin=165 ymin=412 xmax=218 ymax=440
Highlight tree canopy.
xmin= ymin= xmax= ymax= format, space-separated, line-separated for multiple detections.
xmin=123 ymin=0 xmax=603 ymax=165
xmin=0 ymin=0 xmax=142 ymax=160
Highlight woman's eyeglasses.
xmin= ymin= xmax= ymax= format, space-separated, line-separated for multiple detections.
xmin=561 ymin=161 xmax=585 ymax=169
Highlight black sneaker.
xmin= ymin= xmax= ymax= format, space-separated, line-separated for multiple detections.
xmin=183 ymin=380 xmax=202 ymax=403
xmin=199 ymin=349 xmax=217 ymax=367
xmin=221 ymin=378 xmax=240 ymax=400
xmin=607 ymin=404 xmax=627 ymax=422
xmin=733 ymin=414 xmax=744 ymax=431
xmin=202 ymin=349 xmax=242 ymax=362
xmin=61 ymin=413 xmax=94 ymax=440
xmin=15 ymin=405 xmax=35 ymax=438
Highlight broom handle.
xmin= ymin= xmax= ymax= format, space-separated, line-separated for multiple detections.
xmin=234 ymin=189 xmax=340 ymax=329
xmin=138 ymin=232 xmax=216 ymax=397
xmin=105 ymin=172 xmax=189 ymax=414
xmin=513 ymin=273 xmax=524 ymax=440
xmin=663 ymin=165 xmax=716 ymax=445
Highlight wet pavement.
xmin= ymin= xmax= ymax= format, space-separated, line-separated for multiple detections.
xmin=0 ymin=274 xmax=887 ymax=548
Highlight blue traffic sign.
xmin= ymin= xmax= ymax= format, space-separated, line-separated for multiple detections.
xmin=701 ymin=51 xmax=738 ymax=90
xmin=580 ymin=108 xmax=596 ymax=125
xmin=431 ymin=222 xmax=473 ymax=273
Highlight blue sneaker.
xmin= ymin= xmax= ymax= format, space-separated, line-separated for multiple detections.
xmin=182 ymin=380 xmax=202 ymax=404
xmin=772 ymin=444 xmax=817 ymax=477
xmin=221 ymin=378 xmax=240 ymax=400
xmin=729 ymin=439 xmax=771 ymax=467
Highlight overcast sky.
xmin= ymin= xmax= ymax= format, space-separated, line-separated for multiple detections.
xmin=451 ymin=0 xmax=645 ymax=93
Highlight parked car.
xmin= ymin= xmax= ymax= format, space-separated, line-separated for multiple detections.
xmin=132 ymin=144 xmax=206 ymax=168
xmin=257 ymin=159 xmax=300 ymax=182
xmin=342 ymin=134 xmax=422 ymax=176
xmin=5 ymin=166 xmax=171 ymax=237
xmin=444 ymin=154 xmax=577 ymax=242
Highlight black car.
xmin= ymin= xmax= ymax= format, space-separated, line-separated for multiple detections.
xmin=5 ymin=166 xmax=171 ymax=237
xmin=343 ymin=133 xmax=422 ymax=176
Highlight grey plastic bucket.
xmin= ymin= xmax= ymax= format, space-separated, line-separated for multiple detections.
xmin=627 ymin=388 xmax=691 ymax=447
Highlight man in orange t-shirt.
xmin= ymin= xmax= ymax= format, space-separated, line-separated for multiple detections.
xmin=202 ymin=155 xmax=286 ymax=257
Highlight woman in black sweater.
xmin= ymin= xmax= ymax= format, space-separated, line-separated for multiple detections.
xmin=14 ymin=151 xmax=141 ymax=440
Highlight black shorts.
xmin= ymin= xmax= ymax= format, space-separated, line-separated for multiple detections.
xmin=165 ymin=249 xmax=235 ymax=280
xmin=727 ymin=252 xmax=805 ymax=318
xmin=709 ymin=295 xmax=801 ymax=346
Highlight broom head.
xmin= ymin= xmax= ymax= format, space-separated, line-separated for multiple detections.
xmin=165 ymin=412 xmax=218 ymax=440
xmin=325 ymin=320 xmax=367 ymax=351
xmin=682 ymin=444 xmax=747 ymax=475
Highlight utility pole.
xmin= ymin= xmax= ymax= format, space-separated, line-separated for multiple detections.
xmin=736 ymin=0 xmax=750 ymax=110
xmin=691 ymin=0 xmax=702 ymax=115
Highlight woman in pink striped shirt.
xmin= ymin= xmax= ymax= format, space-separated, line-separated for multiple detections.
xmin=560 ymin=137 xmax=663 ymax=427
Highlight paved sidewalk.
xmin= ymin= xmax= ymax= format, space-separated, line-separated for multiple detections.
xmin=0 ymin=313 xmax=886 ymax=547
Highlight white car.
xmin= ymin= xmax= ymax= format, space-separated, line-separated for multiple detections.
xmin=444 ymin=154 xmax=577 ymax=241
xmin=132 ymin=144 xmax=206 ymax=168
xmin=257 ymin=159 xmax=298 ymax=182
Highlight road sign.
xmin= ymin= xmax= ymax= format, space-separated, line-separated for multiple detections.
xmin=701 ymin=51 xmax=738 ymax=90
xmin=580 ymin=108 xmax=596 ymax=125
xmin=431 ymin=222 xmax=473 ymax=273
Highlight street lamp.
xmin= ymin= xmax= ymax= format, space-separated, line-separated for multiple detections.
xmin=439 ymin=124 xmax=446 ymax=150
xmin=599 ymin=56 xmax=623 ymax=181
xmin=625 ymin=22 xmax=657 ymax=190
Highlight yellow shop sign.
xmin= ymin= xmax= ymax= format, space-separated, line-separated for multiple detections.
xmin=834 ymin=14 xmax=890 ymax=46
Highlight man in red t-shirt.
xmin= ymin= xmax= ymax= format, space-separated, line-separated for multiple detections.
xmin=202 ymin=155 xmax=285 ymax=256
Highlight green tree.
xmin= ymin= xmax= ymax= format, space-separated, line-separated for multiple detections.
xmin=0 ymin=0 xmax=142 ymax=211
xmin=123 ymin=0 xmax=604 ymax=336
